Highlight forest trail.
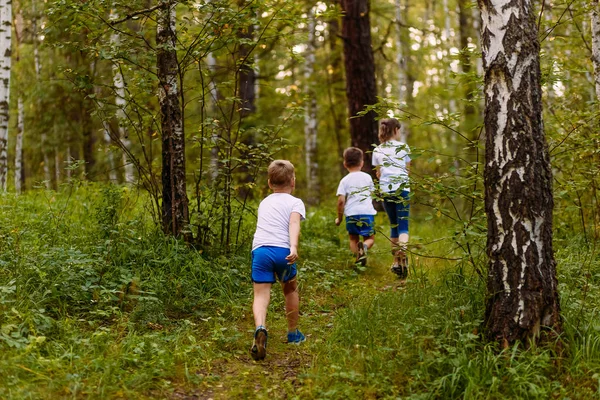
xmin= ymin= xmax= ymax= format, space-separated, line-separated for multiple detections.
xmin=169 ymin=251 xmax=410 ymax=400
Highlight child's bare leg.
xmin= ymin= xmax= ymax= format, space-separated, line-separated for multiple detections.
xmin=282 ymin=278 xmax=299 ymax=332
xmin=349 ymin=234 xmax=360 ymax=255
xmin=364 ymin=235 xmax=375 ymax=249
xmin=253 ymin=283 xmax=272 ymax=328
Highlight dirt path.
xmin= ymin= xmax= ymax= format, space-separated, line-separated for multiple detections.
xmin=168 ymin=254 xmax=406 ymax=399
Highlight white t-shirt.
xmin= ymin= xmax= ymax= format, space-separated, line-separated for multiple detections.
xmin=336 ymin=171 xmax=377 ymax=216
xmin=252 ymin=193 xmax=306 ymax=251
xmin=372 ymin=140 xmax=411 ymax=192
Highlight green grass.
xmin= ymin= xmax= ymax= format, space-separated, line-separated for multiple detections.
xmin=1 ymin=185 xmax=600 ymax=398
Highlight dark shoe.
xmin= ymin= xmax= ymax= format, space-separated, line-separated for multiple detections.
xmin=287 ymin=329 xmax=306 ymax=344
xmin=357 ymin=242 xmax=367 ymax=266
xmin=393 ymin=249 xmax=408 ymax=279
xmin=250 ymin=326 xmax=268 ymax=360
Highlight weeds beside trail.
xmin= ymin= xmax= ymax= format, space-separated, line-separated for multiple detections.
xmin=1 ymin=187 xmax=600 ymax=399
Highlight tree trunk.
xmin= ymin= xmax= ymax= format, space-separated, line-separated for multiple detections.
xmin=340 ymin=0 xmax=378 ymax=176
xmin=33 ymin=13 xmax=51 ymax=188
xmin=457 ymin=0 xmax=476 ymax=125
xmin=304 ymin=7 xmax=319 ymax=205
xmin=14 ymin=96 xmax=23 ymax=193
xmin=110 ymin=8 xmax=135 ymax=184
xmin=326 ymin=10 xmax=346 ymax=177
xmin=395 ymin=0 xmax=412 ymax=143
xmin=0 ymin=0 xmax=11 ymax=191
xmin=592 ymin=0 xmax=600 ymax=101
xmin=157 ymin=0 xmax=190 ymax=240
xmin=207 ymin=52 xmax=220 ymax=181
xmin=478 ymin=0 xmax=562 ymax=344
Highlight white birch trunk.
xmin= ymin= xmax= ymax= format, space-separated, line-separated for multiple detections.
xmin=0 ymin=0 xmax=12 ymax=191
xmin=395 ymin=0 xmax=408 ymax=142
xmin=207 ymin=52 xmax=219 ymax=180
xmin=479 ymin=0 xmax=561 ymax=343
xmin=304 ymin=7 xmax=319 ymax=205
xmin=14 ymin=96 xmax=23 ymax=193
xmin=98 ymin=97 xmax=117 ymax=182
xmin=110 ymin=8 xmax=135 ymax=184
xmin=442 ymin=0 xmax=456 ymax=115
xmin=33 ymin=13 xmax=51 ymax=188
xmin=592 ymin=0 xmax=600 ymax=101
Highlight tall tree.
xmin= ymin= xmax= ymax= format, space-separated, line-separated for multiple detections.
xmin=478 ymin=0 xmax=562 ymax=344
xmin=592 ymin=0 xmax=600 ymax=100
xmin=304 ymin=6 xmax=319 ymax=205
xmin=157 ymin=0 xmax=190 ymax=239
xmin=0 ymin=0 xmax=11 ymax=191
xmin=110 ymin=7 xmax=135 ymax=184
xmin=14 ymin=6 xmax=23 ymax=193
xmin=340 ymin=0 xmax=378 ymax=176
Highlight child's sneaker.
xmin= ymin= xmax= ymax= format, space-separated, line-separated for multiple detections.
xmin=250 ymin=326 xmax=268 ymax=360
xmin=357 ymin=242 xmax=367 ymax=266
xmin=287 ymin=329 xmax=306 ymax=344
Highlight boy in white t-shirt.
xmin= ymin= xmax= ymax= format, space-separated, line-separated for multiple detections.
xmin=250 ymin=160 xmax=306 ymax=361
xmin=335 ymin=147 xmax=377 ymax=266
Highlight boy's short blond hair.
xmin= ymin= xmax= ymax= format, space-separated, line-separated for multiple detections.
xmin=268 ymin=160 xmax=295 ymax=188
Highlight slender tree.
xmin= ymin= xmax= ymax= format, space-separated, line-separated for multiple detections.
xmin=340 ymin=0 xmax=378 ymax=176
xmin=478 ymin=0 xmax=562 ymax=344
xmin=0 ymin=0 xmax=11 ymax=191
xmin=14 ymin=6 xmax=23 ymax=193
xmin=592 ymin=0 xmax=600 ymax=100
xmin=110 ymin=7 xmax=135 ymax=183
xmin=304 ymin=6 xmax=319 ymax=205
xmin=157 ymin=0 xmax=190 ymax=239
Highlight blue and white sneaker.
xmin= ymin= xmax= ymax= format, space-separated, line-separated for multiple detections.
xmin=287 ymin=329 xmax=306 ymax=344
xmin=250 ymin=326 xmax=268 ymax=360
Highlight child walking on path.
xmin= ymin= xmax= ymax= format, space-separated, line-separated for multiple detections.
xmin=372 ymin=118 xmax=411 ymax=279
xmin=250 ymin=160 xmax=306 ymax=361
xmin=335 ymin=147 xmax=377 ymax=266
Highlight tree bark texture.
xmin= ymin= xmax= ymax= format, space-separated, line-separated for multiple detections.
xmin=0 ymin=0 xmax=11 ymax=191
xmin=33 ymin=13 xmax=51 ymax=188
xmin=304 ymin=7 xmax=319 ymax=205
xmin=340 ymin=0 xmax=378 ymax=176
xmin=478 ymin=0 xmax=561 ymax=344
xmin=237 ymin=1 xmax=256 ymax=118
xmin=14 ymin=96 xmax=23 ymax=193
xmin=110 ymin=8 xmax=135 ymax=184
xmin=157 ymin=0 xmax=190 ymax=239
xmin=592 ymin=0 xmax=600 ymax=101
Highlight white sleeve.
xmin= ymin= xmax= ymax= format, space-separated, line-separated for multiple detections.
xmin=372 ymin=147 xmax=381 ymax=166
xmin=292 ymin=199 xmax=306 ymax=221
xmin=336 ymin=179 xmax=346 ymax=196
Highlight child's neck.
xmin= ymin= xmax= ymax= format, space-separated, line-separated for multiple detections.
xmin=272 ymin=187 xmax=293 ymax=194
xmin=346 ymin=167 xmax=362 ymax=173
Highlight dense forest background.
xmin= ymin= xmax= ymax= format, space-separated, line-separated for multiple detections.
xmin=1 ymin=0 xmax=600 ymax=398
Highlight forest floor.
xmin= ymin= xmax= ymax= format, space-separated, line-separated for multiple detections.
xmin=168 ymin=251 xmax=410 ymax=400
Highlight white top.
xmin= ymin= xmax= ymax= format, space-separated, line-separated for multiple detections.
xmin=252 ymin=193 xmax=306 ymax=251
xmin=372 ymin=140 xmax=411 ymax=192
xmin=336 ymin=171 xmax=377 ymax=216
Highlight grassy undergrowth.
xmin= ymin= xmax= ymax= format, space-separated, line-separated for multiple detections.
xmin=1 ymin=185 xmax=599 ymax=399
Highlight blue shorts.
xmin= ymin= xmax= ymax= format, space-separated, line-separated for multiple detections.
xmin=251 ymin=246 xmax=297 ymax=284
xmin=345 ymin=215 xmax=375 ymax=237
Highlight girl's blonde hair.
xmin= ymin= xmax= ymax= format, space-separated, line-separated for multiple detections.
xmin=378 ymin=118 xmax=401 ymax=143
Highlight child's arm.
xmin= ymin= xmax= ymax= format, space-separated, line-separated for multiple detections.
xmin=335 ymin=195 xmax=345 ymax=226
xmin=286 ymin=212 xmax=302 ymax=264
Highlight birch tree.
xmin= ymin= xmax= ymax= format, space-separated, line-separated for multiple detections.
xmin=478 ymin=0 xmax=562 ymax=344
xmin=157 ymin=0 xmax=190 ymax=239
xmin=14 ymin=6 xmax=23 ymax=193
xmin=110 ymin=7 xmax=134 ymax=183
xmin=304 ymin=7 xmax=319 ymax=205
xmin=32 ymin=9 xmax=51 ymax=188
xmin=592 ymin=0 xmax=600 ymax=100
xmin=340 ymin=0 xmax=378 ymax=176
xmin=0 ymin=0 xmax=11 ymax=191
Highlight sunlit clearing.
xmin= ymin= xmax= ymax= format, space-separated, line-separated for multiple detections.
xmin=316 ymin=1 xmax=327 ymax=12
xmin=412 ymin=43 xmax=421 ymax=51
xmin=387 ymin=110 xmax=395 ymax=118
xmin=385 ymin=84 xmax=392 ymax=94
xmin=293 ymin=44 xmax=307 ymax=54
